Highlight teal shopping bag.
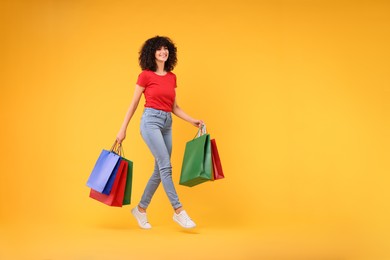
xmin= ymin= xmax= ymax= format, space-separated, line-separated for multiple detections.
xmin=179 ymin=132 xmax=212 ymax=187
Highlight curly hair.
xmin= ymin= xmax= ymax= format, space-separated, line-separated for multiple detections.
xmin=139 ymin=36 xmax=178 ymax=72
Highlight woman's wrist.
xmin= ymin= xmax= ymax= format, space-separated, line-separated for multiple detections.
xmin=120 ymin=123 xmax=129 ymax=132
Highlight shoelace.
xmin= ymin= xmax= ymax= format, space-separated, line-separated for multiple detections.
xmin=179 ymin=212 xmax=192 ymax=223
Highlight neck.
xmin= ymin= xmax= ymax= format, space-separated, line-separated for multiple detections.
xmin=155 ymin=61 xmax=165 ymax=75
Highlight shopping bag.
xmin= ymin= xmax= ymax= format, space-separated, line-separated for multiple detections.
xmin=180 ymin=127 xmax=212 ymax=187
xmin=86 ymin=147 xmax=121 ymax=194
xmin=89 ymin=159 xmax=128 ymax=207
xmin=121 ymin=157 xmax=133 ymax=205
xmin=211 ymin=139 xmax=224 ymax=180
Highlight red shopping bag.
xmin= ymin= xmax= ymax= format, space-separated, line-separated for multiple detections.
xmin=89 ymin=159 xmax=128 ymax=207
xmin=211 ymin=139 xmax=224 ymax=180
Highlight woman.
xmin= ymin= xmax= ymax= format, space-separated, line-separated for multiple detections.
xmin=116 ymin=36 xmax=203 ymax=229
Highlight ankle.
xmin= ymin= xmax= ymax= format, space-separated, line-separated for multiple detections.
xmin=138 ymin=205 xmax=146 ymax=213
xmin=174 ymin=207 xmax=183 ymax=214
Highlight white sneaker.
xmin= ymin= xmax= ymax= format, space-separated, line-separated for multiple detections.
xmin=131 ymin=207 xmax=152 ymax=229
xmin=173 ymin=210 xmax=196 ymax=229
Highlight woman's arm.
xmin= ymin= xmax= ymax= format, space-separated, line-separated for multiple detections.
xmin=116 ymin=84 xmax=145 ymax=143
xmin=172 ymin=99 xmax=203 ymax=128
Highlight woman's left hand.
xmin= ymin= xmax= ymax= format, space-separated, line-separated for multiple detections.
xmin=191 ymin=119 xmax=204 ymax=128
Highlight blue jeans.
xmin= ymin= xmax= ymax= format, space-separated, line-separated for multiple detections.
xmin=138 ymin=108 xmax=182 ymax=210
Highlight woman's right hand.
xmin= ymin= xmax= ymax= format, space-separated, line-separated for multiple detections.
xmin=116 ymin=129 xmax=126 ymax=144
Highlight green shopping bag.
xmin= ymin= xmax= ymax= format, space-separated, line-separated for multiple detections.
xmin=179 ymin=127 xmax=212 ymax=187
xmin=122 ymin=157 xmax=133 ymax=205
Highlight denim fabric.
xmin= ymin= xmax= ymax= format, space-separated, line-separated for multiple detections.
xmin=138 ymin=108 xmax=182 ymax=210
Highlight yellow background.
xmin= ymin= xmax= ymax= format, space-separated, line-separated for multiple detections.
xmin=1 ymin=0 xmax=389 ymax=259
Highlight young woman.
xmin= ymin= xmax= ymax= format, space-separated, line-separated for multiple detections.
xmin=116 ymin=36 xmax=203 ymax=229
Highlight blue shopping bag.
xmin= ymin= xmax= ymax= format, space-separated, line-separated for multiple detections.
xmin=86 ymin=149 xmax=121 ymax=194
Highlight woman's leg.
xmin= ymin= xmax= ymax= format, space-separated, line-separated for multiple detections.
xmin=134 ymin=109 xmax=196 ymax=229
xmin=138 ymin=161 xmax=160 ymax=210
xmin=139 ymin=111 xmax=182 ymax=210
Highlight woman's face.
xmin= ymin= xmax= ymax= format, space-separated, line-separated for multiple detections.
xmin=155 ymin=46 xmax=169 ymax=63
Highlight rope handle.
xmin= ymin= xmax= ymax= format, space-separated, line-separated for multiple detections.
xmin=110 ymin=140 xmax=124 ymax=157
xmin=193 ymin=124 xmax=207 ymax=139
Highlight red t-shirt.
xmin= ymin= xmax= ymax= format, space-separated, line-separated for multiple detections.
xmin=136 ymin=70 xmax=177 ymax=112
